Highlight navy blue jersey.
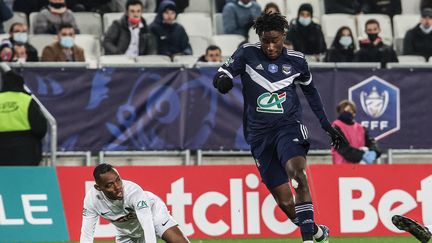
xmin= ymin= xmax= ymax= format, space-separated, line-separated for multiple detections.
xmin=218 ymin=43 xmax=331 ymax=144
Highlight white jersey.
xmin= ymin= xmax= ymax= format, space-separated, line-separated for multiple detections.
xmin=80 ymin=180 xmax=175 ymax=243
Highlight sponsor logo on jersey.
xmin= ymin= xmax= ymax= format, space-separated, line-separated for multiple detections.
xmin=224 ymin=57 xmax=234 ymax=67
xmin=349 ymin=75 xmax=400 ymax=140
xmin=268 ymin=64 xmax=278 ymax=73
xmin=282 ymin=64 xmax=291 ymax=75
xmin=137 ymin=200 xmax=149 ymax=209
xmin=256 ymin=92 xmax=286 ymax=113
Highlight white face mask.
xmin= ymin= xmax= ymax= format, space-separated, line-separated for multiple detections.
xmin=238 ymin=0 xmax=252 ymax=8
xmin=298 ymin=17 xmax=311 ymax=26
xmin=339 ymin=36 xmax=353 ymax=47
xmin=16 ymin=57 xmax=26 ymax=63
xmin=420 ymin=24 xmax=432 ymax=34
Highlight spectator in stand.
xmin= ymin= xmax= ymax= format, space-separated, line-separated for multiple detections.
xmin=197 ymin=45 xmax=222 ymax=62
xmin=0 ymin=63 xmax=47 ymax=166
xmin=403 ymin=8 xmax=432 ymax=60
xmin=13 ymin=0 xmax=47 ymax=16
xmin=0 ymin=0 xmax=12 ymax=33
xmin=361 ymin=0 xmax=401 ymax=18
xmin=263 ymin=2 xmax=280 ymax=14
xmin=355 ymin=19 xmax=398 ymax=67
xmin=41 ymin=23 xmax=85 ymax=62
xmin=324 ymin=0 xmax=362 ymax=14
xmin=155 ymin=0 xmax=188 ymax=12
xmin=286 ymin=3 xmax=326 ymax=61
xmin=13 ymin=44 xmax=27 ymax=63
xmin=421 ymin=0 xmax=432 ymax=10
xmin=0 ymin=39 xmax=13 ymax=61
xmin=331 ymin=100 xmax=381 ymax=165
xmin=222 ymin=0 xmax=261 ymax=37
xmin=33 ymin=0 xmax=80 ymax=35
xmin=71 ymin=0 xmax=113 ymax=13
xmin=112 ymin=0 xmax=156 ymax=13
xmin=150 ymin=0 xmax=192 ymax=59
xmin=7 ymin=23 xmax=38 ymax=62
xmin=325 ymin=26 xmax=356 ymax=62
xmin=103 ymin=0 xmax=157 ymax=56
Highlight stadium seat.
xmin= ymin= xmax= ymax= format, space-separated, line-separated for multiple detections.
xmin=173 ymin=55 xmax=197 ymax=66
xmin=402 ymin=0 xmax=421 ymax=14
xmin=393 ymin=14 xmax=420 ymax=54
xmin=321 ymin=14 xmax=357 ymax=48
xmin=103 ymin=12 xmax=123 ymax=33
xmin=74 ymin=12 xmax=103 ymax=37
xmin=213 ymin=13 xmax=224 ymax=35
xmin=257 ymin=0 xmax=286 ymax=14
xmin=184 ymin=0 xmax=212 ymax=14
xmin=99 ymin=55 xmax=135 ymax=64
xmin=210 ymin=34 xmax=245 ymax=57
xmin=135 ymin=55 xmax=172 ymax=64
xmin=285 ymin=0 xmax=322 ymax=18
xmin=28 ymin=34 xmax=56 ymax=56
xmin=248 ymin=28 xmax=259 ymax=44
xmin=356 ymin=14 xmax=393 ymax=45
xmin=74 ymin=34 xmax=101 ymax=62
xmin=177 ymin=13 xmax=212 ymax=38
xmin=28 ymin=12 xmax=38 ymax=34
xmin=0 ymin=33 xmax=9 ymax=41
xmin=189 ymin=35 xmax=209 ymax=57
xmin=4 ymin=12 xmax=27 ymax=33
xmin=397 ymin=55 xmax=426 ymax=63
xmin=143 ymin=13 xmax=157 ymax=25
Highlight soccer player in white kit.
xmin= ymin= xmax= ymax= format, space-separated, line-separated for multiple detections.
xmin=80 ymin=163 xmax=189 ymax=243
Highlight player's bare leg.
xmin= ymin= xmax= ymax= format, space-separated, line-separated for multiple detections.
xmin=270 ymin=183 xmax=297 ymax=220
xmin=161 ymin=225 xmax=190 ymax=243
xmin=285 ymin=156 xmax=314 ymax=242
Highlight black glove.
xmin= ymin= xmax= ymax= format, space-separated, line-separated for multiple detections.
xmin=323 ymin=125 xmax=348 ymax=150
xmin=213 ymin=72 xmax=233 ymax=94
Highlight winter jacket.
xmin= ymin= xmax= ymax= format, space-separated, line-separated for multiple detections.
xmin=33 ymin=8 xmax=80 ymax=34
xmin=9 ymin=37 xmax=39 ymax=62
xmin=150 ymin=0 xmax=192 ymax=56
xmin=103 ymin=15 xmax=157 ymax=55
xmin=355 ymin=37 xmax=398 ymax=67
xmin=41 ymin=41 xmax=85 ymax=62
xmin=222 ymin=1 xmax=261 ymax=37
xmin=403 ymin=24 xmax=432 ymax=60
xmin=287 ymin=20 xmax=327 ymax=55
xmin=361 ymin=0 xmax=401 ymax=17
xmin=324 ymin=0 xmax=362 ymax=14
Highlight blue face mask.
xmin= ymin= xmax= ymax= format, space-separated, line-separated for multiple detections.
xmin=298 ymin=17 xmax=312 ymax=26
xmin=13 ymin=32 xmax=28 ymax=43
xmin=339 ymin=36 xmax=353 ymax=47
xmin=420 ymin=24 xmax=432 ymax=34
xmin=60 ymin=36 xmax=74 ymax=48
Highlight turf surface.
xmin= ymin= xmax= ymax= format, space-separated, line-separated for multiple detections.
xmin=29 ymin=236 xmax=419 ymax=243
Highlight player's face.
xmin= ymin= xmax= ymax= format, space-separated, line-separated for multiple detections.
xmin=95 ymin=169 xmax=124 ymax=200
xmin=260 ymin=30 xmax=285 ymax=60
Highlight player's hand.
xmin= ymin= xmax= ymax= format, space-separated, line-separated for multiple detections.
xmin=362 ymin=151 xmax=377 ymax=164
xmin=323 ymin=125 xmax=348 ymax=150
xmin=213 ymin=72 xmax=233 ymax=94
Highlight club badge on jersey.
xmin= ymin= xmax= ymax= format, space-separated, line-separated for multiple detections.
xmin=282 ymin=64 xmax=292 ymax=75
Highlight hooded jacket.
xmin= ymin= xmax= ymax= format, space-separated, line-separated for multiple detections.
xmin=149 ymin=0 xmax=192 ymax=56
xmin=103 ymin=15 xmax=157 ymax=55
xmin=403 ymin=23 xmax=432 ymax=60
xmin=0 ymin=71 xmax=47 ymax=165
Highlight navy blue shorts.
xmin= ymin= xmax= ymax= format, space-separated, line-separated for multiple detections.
xmin=251 ymin=123 xmax=310 ymax=190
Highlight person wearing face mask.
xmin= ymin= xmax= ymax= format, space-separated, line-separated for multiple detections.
xmin=354 ymin=19 xmax=398 ymax=68
xmin=103 ymin=0 xmax=157 ymax=56
xmin=222 ymin=0 xmax=262 ymax=37
xmin=331 ymin=100 xmax=381 ymax=165
xmin=6 ymin=23 xmax=38 ymax=62
xmin=403 ymin=8 xmax=432 ymax=60
xmin=149 ymin=0 xmax=191 ymax=59
xmin=41 ymin=23 xmax=84 ymax=62
xmin=286 ymin=3 xmax=327 ymax=61
xmin=325 ymin=26 xmax=355 ymax=62
xmin=33 ymin=0 xmax=80 ymax=35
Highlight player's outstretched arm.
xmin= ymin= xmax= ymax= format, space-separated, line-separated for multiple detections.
xmin=213 ymin=72 xmax=233 ymax=94
xmin=80 ymin=207 xmax=99 ymax=243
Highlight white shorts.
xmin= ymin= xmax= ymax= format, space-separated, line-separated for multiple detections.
xmin=116 ymin=192 xmax=178 ymax=243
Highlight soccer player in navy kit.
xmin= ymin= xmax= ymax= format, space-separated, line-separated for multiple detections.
xmin=213 ymin=13 xmax=347 ymax=243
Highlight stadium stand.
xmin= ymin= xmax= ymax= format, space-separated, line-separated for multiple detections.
xmin=397 ymin=55 xmax=426 ymax=63
xmin=286 ymin=0 xmax=323 ymax=18
xmin=99 ymin=55 xmax=135 ymax=64
xmin=321 ymin=14 xmax=357 ymax=48
xmin=177 ymin=13 xmax=213 ymax=38
xmin=248 ymin=27 xmax=259 ymax=44
xmin=74 ymin=12 xmax=103 ymax=37
xmin=28 ymin=34 xmax=56 ymax=57
xmin=213 ymin=13 xmax=224 ymax=35
xmin=402 ymin=0 xmax=421 ymax=14
xmin=257 ymin=0 xmax=286 ymax=14
xmin=74 ymin=34 xmax=101 ymax=62
xmin=356 ymin=14 xmax=393 ymax=45
xmin=28 ymin=12 xmax=38 ymax=34
xmin=173 ymin=55 xmax=197 ymax=66
xmin=189 ymin=35 xmax=209 ymax=57
xmin=135 ymin=54 xmax=172 ymax=64
xmin=393 ymin=14 xmax=421 ymax=54
xmin=102 ymin=12 xmax=123 ymax=33
xmin=184 ymin=0 xmax=212 ymax=14
xmin=3 ymin=12 xmax=27 ymax=33
xmin=210 ymin=34 xmax=245 ymax=56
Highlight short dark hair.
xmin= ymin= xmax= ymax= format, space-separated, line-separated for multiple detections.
xmin=126 ymin=0 xmax=143 ymax=10
xmin=254 ymin=12 xmax=289 ymax=36
xmin=264 ymin=2 xmax=280 ymax=13
xmin=205 ymin=45 xmax=221 ymax=54
xmin=336 ymin=100 xmax=357 ymax=114
xmin=93 ymin=163 xmax=114 ymax=182
xmin=9 ymin=22 xmax=25 ymax=33
xmin=58 ymin=23 xmax=75 ymax=33
xmin=365 ymin=19 xmax=380 ymax=29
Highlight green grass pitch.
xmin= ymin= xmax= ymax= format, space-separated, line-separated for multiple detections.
xmin=28 ymin=236 xmax=419 ymax=243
